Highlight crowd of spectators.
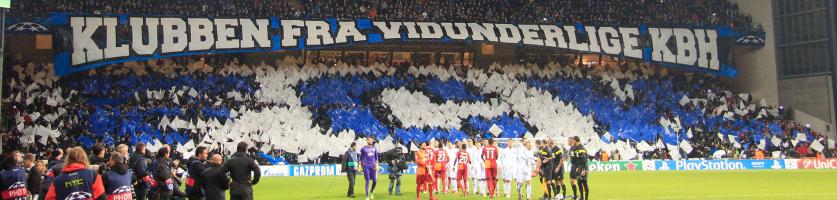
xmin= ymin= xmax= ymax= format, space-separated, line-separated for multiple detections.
xmin=2 ymin=52 xmax=833 ymax=165
xmin=11 ymin=0 xmax=756 ymax=28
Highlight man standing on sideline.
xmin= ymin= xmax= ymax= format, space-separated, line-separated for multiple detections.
xmin=342 ymin=142 xmax=359 ymax=198
xmin=359 ymin=137 xmax=379 ymax=200
xmin=24 ymin=153 xmax=43 ymax=200
xmin=202 ymin=154 xmax=229 ymax=200
xmin=387 ymin=147 xmax=407 ymax=196
xmin=129 ymin=143 xmax=149 ymax=200
xmin=222 ymin=142 xmax=261 ymax=200
xmin=187 ymin=146 xmax=209 ymax=200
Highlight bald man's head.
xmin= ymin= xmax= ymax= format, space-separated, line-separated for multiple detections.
xmin=210 ymin=154 xmax=223 ymax=164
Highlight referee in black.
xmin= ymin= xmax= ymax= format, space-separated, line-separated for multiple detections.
xmin=568 ymin=136 xmax=589 ymax=200
xmin=538 ymin=139 xmax=555 ymax=200
xmin=550 ymin=139 xmax=566 ymax=199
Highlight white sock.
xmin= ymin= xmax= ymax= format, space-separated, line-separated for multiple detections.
xmin=480 ymin=180 xmax=486 ymax=194
xmin=526 ymin=182 xmax=532 ymax=199
xmin=503 ymin=181 xmax=509 ymax=195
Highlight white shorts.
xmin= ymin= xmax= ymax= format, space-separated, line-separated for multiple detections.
xmin=448 ymin=166 xmax=457 ymax=178
xmin=516 ymin=167 xmax=533 ymax=182
xmin=502 ymin=166 xmax=516 ymax=181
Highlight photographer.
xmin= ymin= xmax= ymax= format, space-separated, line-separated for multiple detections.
xmin=386 ymin=148 xmax=407 ymax=196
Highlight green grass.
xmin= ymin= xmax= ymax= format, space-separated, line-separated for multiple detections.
xmin=248 ymin=170 xmax=837 ymax=200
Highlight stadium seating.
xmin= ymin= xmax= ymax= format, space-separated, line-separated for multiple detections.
xmin=5 ymin=55 xmax=826 ymax=163
xmin=11 ymin=0 xmax=756 ymax=28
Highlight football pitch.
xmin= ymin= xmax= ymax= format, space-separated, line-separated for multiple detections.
xmin=248 ymin=170 xmax=837 ymax=200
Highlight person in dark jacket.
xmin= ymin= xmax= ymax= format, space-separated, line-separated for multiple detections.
xmin=42 ymin=148 xmax=63 ymax=200
xmin=201 ymin=154 xmax=229 ymax=200
xmin=387 ymin=148 xmax=407 ymax=196
xmin=341 ymin=142 xmax=359 ymax=198
xmin=129 ymin=143 xmax=149 ymax=200
xmin=152 ymin=147 xmax=175 ymax=200
xmin=45 ymin=147 xmax=107 ymax=200
xmin=24 ymin=153 xmax=43 ymax=200
xmin=101 ymin=153 xmax=134 ymax=200
xmin=1 ymin=155 xmax=29 ymax=200
xmin=187 ymin=146 xmax=209 ymax=200
xmin=89 ymin=144 xmax=108 ymax=167
xmin=221 ymin=142 xmax=260 ymax=200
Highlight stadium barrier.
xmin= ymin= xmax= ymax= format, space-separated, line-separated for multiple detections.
xmin=258 ymin=159 xmax=836 ymax=177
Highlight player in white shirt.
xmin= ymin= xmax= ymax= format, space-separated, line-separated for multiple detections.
xmin=470 ymin=140 xmax=486 ymax=196
xmin=500 ymin=139 xmax=518 ymax=198
xmin=446 ymin=141 xmax=459 ymax=193
xmin=516 ymin=138 xmax=537 ymax=200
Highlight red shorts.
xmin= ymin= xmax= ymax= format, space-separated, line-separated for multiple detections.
xmin=416 ymin=174 xmax=434 ymax=184
xmin=485 ymin=168 xmax=497 ymax=180
xmin=457 ymin=168 xmax=468 ymax=179
xmin=434 ymin=170 xmax=445 ymax=177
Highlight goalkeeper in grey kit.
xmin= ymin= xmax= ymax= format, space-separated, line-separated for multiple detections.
xmin=568 ymin=136 xmax=589 ymax=200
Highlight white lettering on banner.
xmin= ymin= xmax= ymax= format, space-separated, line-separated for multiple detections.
xmin=65 ymin=17 xmax=727 ymax=73
xmin=799 ymin=159 xmax=837 ymax=169
xmin=261 ymin=165 xmax=289 ymax=177
xmin=589 ymin=162 xmax=621 ymax=172
xmin=674 ymin=160 xmax=746 ymax=170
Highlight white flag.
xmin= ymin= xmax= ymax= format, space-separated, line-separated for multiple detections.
xmin=679 ymin=140 xmax=693 ymax=154
xmin=810 ymin=140 xmax=825 ymax=152
xmin=489 ymin=124 xmax=503 ymax=136
xmin=771 ymin=136 xmax=782 ymax=147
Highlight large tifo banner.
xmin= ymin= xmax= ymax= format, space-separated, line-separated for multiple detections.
xmin=46 ymin=13 xmax=739 ymax=76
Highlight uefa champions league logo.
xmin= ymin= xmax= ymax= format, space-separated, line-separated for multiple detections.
xmin=113 ymin=186 xmax=133 ymax=194
xmin=64 ymin=191 xmax=93 ymax=200
xmin=8 ymin=182 xmax=26 ymax=190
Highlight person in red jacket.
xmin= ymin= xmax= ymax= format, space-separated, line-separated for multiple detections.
xmin=45 ymin=147 xmax=107 ymax=200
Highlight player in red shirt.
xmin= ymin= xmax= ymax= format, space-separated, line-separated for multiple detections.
xmin=454 ymin=144 xmax=471 ymax=197
xmin=422 ymin=142 xmax=437 ymax=194
xmin=415 ymin=142 xmax=437 ymax=200
xmin=433 ymin=143 xmax=449 ymax=194
xmin=482 ymin=138 xmax=500 ymax=198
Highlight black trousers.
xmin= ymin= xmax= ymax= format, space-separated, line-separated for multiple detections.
xmin=135 ymin=188 xmax=149 ymax=200
xmin=346 ymin=170 xmax=357 ymax=196
xmin=187 ymin=195 xmax=205 ymax=200
xmin=230 ymin=194 xmax=254 ymax=200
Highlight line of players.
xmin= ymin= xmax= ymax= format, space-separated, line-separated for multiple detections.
xmin=414 ymin=136 xmax=589 ymax=200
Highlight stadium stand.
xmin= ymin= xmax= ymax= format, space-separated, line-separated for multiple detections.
xmin=3 ymin=0 xmax=830 ymax=166
xmin=3 ymin=54 xmax=829 ymax=164
xmin=11 ymin=0 xmax=756 ymax=27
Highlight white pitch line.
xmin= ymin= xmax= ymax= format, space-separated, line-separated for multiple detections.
xmin=606 ymin=193 xmax=837 ymax=200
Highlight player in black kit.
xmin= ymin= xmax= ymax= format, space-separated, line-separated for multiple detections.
xmin=549 ymin=139 xmax=566 ymax=199
xmin=537 ymin=139 xmax=554 ymax=200
xmin=568 ymin=136 xmax=588 ymax=200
